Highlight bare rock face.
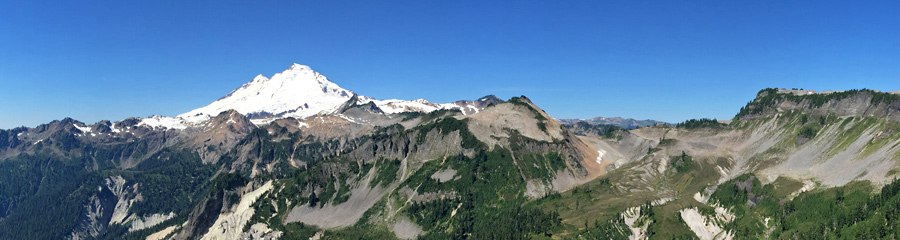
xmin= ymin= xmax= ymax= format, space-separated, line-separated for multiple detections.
xmin=69 ymin=177 xmax=128 ymax=240
xmin=187 ymin=110 xmax=257 ymax=163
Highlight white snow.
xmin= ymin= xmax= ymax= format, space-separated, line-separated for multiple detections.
xmin=250 ymin=118 xmax=276 ymax=126
xmin=179 ymin=64 xmax=354 ymax=123
xmin=466 ymin=104 xmax=480 ymax=114
xmin=74 ymin=124 xmax=92 ymax=133
xmin=336 ymin=114 xmax=364 ymax=124
xmin=597 ymin=150 xmax=605 ymax=164
xmin=109 ymin=122 xmax=121 ymax=133
xmin=298 ymin=121 xmax=309 ymax=128
xmin=138 ymin=116 xmax=188 ymax=130
xmin=177 ymin=63 xmax=485 ymax=124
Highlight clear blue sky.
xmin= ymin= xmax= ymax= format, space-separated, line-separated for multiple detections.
xmin=2 ymin=1 xmax=899 ymax=129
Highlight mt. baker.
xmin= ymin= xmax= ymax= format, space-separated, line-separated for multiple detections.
xmin=173 ymin=63 xmax=499 ymax=126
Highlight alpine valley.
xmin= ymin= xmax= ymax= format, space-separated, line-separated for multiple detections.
xmin=4 ymin=64 xmax=900 ymax=240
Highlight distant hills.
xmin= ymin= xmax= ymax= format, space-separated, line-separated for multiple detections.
xmin=559 ymin=116 xmax=668 ymax=129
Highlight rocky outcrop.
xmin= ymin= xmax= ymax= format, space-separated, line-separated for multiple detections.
xmin=69 ymin=180 xmax=120 ymax=240
xmin=738 ymin=88 xmax=900 ymax=122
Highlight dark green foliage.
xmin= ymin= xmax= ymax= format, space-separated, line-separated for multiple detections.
xmin=709 ymin=174 xmax=758 ymax=213
xmin=373 ymin=158 xmax=401 ymax=187
xmin=407 ymin=198 xmax=460 ymax=231
xmin=766 ymin=180 xmax=900 ymax=239
xmin=309 ymin=192 xmax=319 ymax=207
xmin=675 ymin=118 xmax=726 ymax=129
xmin=281 ymin=222 xmax=320 ymax=240
xmin=412 ymin=117 xmax=484 ymax=149
xmin=671 ymin=151 xmax=692 ymax=173
xmin=400 ymin=148 xmax=563 ymax=239
xmin=129 ymin=148 xmax=218 ymax=216
xmin=798 ymin=124 xmax=819 ymax=138
xmin=516 ymin=152 xmax=567 ymax=182
xmin=579 ymin=215 xmax=631 ymax=239
xmin=209 ymin=172 xmax=249 ymax=195
xmin=0 ymin=153 xmax=96 ymax=240
xmin=399 ymin=109 xmax=461 ymax=122
xmin=323 ymin=225 xmax=398 ymax=240
xmin=246 ymin=189 xmax=321 ymax=240
xmin=706 ymin=174 xmax=900 ymax=239
xmin=657 ymin=138 xmax=676 ymax=147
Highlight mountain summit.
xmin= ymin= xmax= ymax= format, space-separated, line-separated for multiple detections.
xmin=178 ymin=63 xmax=499 ymax=125
xmin=178 ymin=63 xmax=354 ymax=123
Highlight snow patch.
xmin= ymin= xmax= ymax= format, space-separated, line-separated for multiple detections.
xmin=74 ymin=124 xmax=92 ymax=133
xmin=597 ymin=150 xmax=605 ymax=164
xmin=139 ymin=116 xmax=188 ymax=130
xmin=109 ymin=122 xmax=121 ymax=133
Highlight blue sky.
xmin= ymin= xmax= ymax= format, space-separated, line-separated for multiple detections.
xmin=1 ymin=1 xmax=899 ymax=129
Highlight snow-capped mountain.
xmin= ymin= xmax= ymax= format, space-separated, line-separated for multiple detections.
xmin=175 ymin=63 xmax=500 ymax=126
xmin=178 ymin=63 xmax=353 ymax=124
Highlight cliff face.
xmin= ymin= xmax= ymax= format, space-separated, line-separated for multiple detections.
xmin=737 ymin=88 xmax=900 ymax=122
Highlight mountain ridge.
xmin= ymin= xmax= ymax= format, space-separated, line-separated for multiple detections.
xmin=559 ymin=116 xmax=668 ymax=129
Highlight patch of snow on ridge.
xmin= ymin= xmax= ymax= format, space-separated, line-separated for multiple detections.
xmin=139 ymin=116 xmax=188 ymax=130
xmin=74 ymin=124 xmax=92 ymax=133
xmin=109 ymin=122 xmax=121 ymax=133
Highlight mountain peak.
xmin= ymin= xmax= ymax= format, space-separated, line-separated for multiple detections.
xmin=251 ymin=74 xmax=269 ymax=83
xmin=287 ymin=63 xmax=312 ymax=72
xmin=179 ymin=63 xmax=354 ymax=124
xmin=178 ymin=63 xmax=506 ymax=125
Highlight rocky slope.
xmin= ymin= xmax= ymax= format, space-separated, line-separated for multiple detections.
xmin=549 ymin=88 xmax=900 ymax=239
